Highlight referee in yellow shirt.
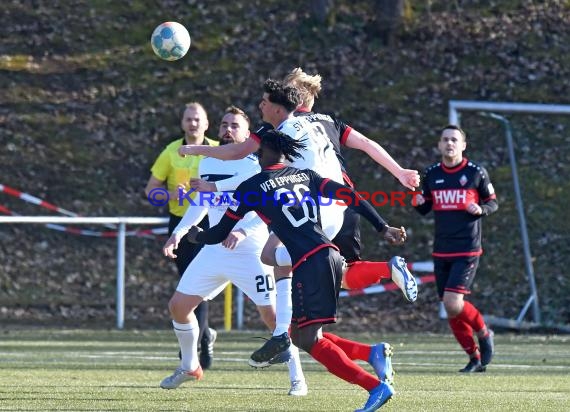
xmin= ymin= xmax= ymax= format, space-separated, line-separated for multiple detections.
xmin=145 ymin=102 xmax=218 ymax=369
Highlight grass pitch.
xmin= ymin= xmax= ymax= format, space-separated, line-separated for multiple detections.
xmin=0 ymin=329 xmax=568 ymax=411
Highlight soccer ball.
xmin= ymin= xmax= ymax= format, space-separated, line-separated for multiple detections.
xmin=150 ymin=22 xmax=191 ymax=61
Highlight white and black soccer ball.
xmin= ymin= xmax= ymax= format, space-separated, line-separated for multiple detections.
xmin=150 ymin=22 xmax=191 ymax=61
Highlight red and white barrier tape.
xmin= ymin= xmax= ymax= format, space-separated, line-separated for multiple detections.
xmin=0 ymin=183 xmax=81 ymax=218
xmin=0 ymin=183 xmax=167 ymax=238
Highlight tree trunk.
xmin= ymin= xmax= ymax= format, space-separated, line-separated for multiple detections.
xmin=373 ymin=0 xmax=404 ymax=45
xmin=308 ymin=0 xmax=335 ymax=26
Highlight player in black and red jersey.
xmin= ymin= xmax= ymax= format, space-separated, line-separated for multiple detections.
xmin=414 ymin=125 xmax=498 ymax=373
xmin=187 ymin=129 xmax=405 ymax=411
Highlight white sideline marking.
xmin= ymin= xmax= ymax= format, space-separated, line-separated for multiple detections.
xmin=1 ymin=352 xmax=568 ymax=371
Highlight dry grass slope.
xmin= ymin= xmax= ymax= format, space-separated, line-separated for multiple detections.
xmin=0 ymin=0 xmax=569 ymax=328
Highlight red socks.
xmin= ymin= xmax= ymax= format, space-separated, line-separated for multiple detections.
xmin=448 ymin=316 xmax=478 ymax=356
xmin=343 ymin=261 xmax=391 ymax=289
xmin=460 ymin=301 xmax=486 ymax=332
xmin=322 ymin=332 xmax=371 ymax=361
xmin=448 ymin=301 xmax=486 ymax=356
xmin=310 ymin=335 xmax=379 ymax=391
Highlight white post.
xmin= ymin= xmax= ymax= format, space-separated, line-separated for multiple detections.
xmin=446 ymin=101 xmax=559 ymax=327
xmin=0 ymin=216 xmax=168 ymax=330
xmin=116 ymin=222 xmax=126 ymax=329
xmin=485 ymin=113 xmax=541 ymax=324
xmin=236 ymin=288 xmax=244 ymax=330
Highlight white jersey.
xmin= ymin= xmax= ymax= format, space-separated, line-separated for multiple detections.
xmin=173 ymin=153 xmax=268 ymax=253
xmin=174 ymin=153 xmax=274 ymax=305
xmin=277 ymin=116 xmax=344 ymax=184
xmin=277 ymin=116 xmax=346 ymax=240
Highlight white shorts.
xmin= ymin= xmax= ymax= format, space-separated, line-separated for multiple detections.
xmin=319 ymin=199 xmax=346 ymax=239
xmin=176 ymin=244 xmax=275 ymax=307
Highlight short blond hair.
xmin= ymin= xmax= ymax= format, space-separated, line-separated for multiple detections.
xmin=183 ymin=101 xmax=208 ymax=119
xmin=283 ymin=67 xmax=322 ymax=110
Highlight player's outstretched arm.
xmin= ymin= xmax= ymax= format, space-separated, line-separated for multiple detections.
xmin=345 ymin=129 xmax=420 ymax=189
xmin=320 ymin=178 xmax=387 ymax=232
xmin=321 ymin=178 xmax=409 ymax=245
xmin=188 ymin=213 xmax=239 ymax=245
xmin=179 ymin=138 xmax=259 ymax=160
xmin=383 ymin=226 xmax=407 ymax=245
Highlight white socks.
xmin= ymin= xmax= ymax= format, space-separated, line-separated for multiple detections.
xmin=273 ymin=277 xmax=292 ymax=337
xmin=287 ymin=343 xmax=305 ymax=383
xmin=172 ymin=320 xmax=200 ymax=371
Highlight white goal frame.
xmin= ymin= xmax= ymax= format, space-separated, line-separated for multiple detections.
xmin=449 ymin=100 xmax=570 ymax=330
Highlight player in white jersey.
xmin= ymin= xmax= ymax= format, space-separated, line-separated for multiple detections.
xmin=179 ymin=80 xmax=347 ymax=248
xmin=273 ymin=105 xmax=347 ymax=243
xmin=160 ymin=106 xmax=307 ymax=396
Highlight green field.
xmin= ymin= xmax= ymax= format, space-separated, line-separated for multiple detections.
xmin=0 ymin=329 xmax=568 ymax=411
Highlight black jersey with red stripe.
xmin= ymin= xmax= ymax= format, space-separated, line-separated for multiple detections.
xmin=194 ymin=164 xmax=387 ymax=269
xmin=415 ymin=158 xmax=498 ymax=257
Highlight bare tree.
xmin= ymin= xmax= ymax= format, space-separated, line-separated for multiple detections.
xmin=308 ymin=0 xmax=335 ymax=26
xmin=372 ymin=0 xmax=404 ymax=45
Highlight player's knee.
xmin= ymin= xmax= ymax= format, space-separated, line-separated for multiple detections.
xmin=292 ymin=331 xmax=318 ymax=354
xmin=168 ymin=293 xmax=199 ymax=321
xmin=443 ymin=299 xmax=463 ymax=317
xmin=167 ymin=296 xmax=178 ymax=317
xmin=260 ymin=247 xmax=277 ymax=266
xmin=443 ymin=292 xmax=464 ymax=316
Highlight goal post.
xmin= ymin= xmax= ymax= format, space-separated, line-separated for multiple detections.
xmin=449 ymin=101 xmax=570 ymax=125
xmin=448 ymin=100 xmax=570 ymax=330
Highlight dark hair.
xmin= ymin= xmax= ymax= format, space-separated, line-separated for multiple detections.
xmin=260 ymin=129 xmax=306 ymax=162
xmin=441 ymin=124 xmax=466 ymax=140
xmin=263 ymin=79 xmax=300 ymax=112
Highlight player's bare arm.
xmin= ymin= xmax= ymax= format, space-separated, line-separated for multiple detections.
xmin=179 ymin=138 xmax=258 ymax=160
xmin=221 ymin=229 xmax=247 ymax=250
xmin=162 ymin=233 xmax=183 ymax=259
xmin=345 ymin=129 xmax=420 ymax=189
xmin=189 ymin=178 xmax=216 ymax=192
xmin=189 ymin=213 xmax=240 ymax=245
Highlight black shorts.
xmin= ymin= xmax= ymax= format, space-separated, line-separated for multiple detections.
xmin=332 ymin=207 xmax=362 ymax=263
xmin=434 ymin=256 xmax=480 ymax=298
xmin=291 ymin=247 xmax=344 ymax=328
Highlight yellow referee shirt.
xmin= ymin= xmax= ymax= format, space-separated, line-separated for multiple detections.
xmin=150 ymin=137 xmax=218 ymax=216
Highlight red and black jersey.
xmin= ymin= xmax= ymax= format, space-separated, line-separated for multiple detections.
xmin=415 ymin=158 xmax=498 ymax=257
xmin=194 ymin=164 xmax=387 ymax=270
